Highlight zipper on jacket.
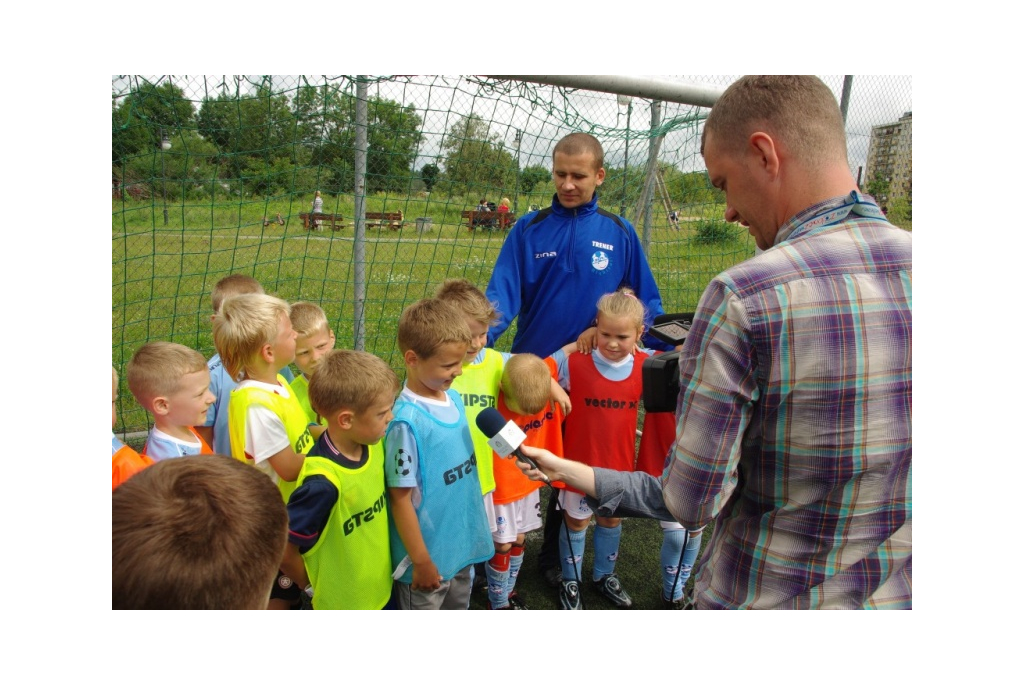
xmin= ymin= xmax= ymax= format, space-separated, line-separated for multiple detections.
xmin=566 ymin=207 xmax=577 ymax=274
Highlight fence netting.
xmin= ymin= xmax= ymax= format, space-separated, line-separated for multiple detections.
xmin=112 ymin=74 xmax=911 ymax=434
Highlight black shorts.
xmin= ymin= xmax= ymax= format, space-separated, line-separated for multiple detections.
xmin=270 ymin=570 xmax=303 ymax=604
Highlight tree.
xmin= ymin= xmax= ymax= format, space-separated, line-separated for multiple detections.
xmin=289 ymin=86 xmax=423 ymax=193
xmin=866 ymin=173 xmax=890 ymax=201
xmin=112 ymin=80 xmax=195 ymax=165
xmin=440 ymin=114 xmax=516 ymax=195
xmin=519 ymin=165 xmax=549 ymax=194
xmin=421 ymin=163 xmax=440 ymax=192
xmin=196 ymin=83 xmax=301 ymax=197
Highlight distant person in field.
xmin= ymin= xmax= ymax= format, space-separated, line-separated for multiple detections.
xmin=485 ymin=131 xmax=672 ymax=588
xmin=311 ymin=190 xmax=324 ymax=231
xmin=112 ymin=454 xmax=288 ymax=610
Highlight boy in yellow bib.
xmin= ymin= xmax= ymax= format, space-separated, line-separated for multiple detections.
xmin=213 ymin=292 xmax=314 ymax=610
xmin=280 ymin=350 xmax=399 ymax=610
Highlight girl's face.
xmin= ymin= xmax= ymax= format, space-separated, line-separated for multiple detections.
xmin=595 ymin=312 xmax=642 ymax=362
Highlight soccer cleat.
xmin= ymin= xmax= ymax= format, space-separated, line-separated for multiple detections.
xmin=507 ymin=591 xmax=529 ymax=610
xmin=543 ymin=566 xmax=563 ymax=588
xmin=593 ymin=574 xmax=633 ymax=609
xmin=559 ymin=580 xmax=582 ymax=610
xmin=661 ymin=595 xmax=686 ymax=610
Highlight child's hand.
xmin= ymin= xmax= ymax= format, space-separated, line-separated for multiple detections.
xmin=576 ymin=327 xmax=598 ymax=354
xmin=411 ymin=559 xmax=443 ymax=592
xmin=551 ymin=381 xmax=572 ymax=416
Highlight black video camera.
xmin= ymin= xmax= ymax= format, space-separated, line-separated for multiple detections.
xmin=642 ymin=313 xmax=693 ymax=413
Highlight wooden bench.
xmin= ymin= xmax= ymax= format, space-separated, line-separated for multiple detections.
xmin=299 ymin=213 xmax=345 ymax=231
xmin=365 ymin=211 xmax=404 ymax=230
xmin=462 ymin=210 xmax=515 ymax=231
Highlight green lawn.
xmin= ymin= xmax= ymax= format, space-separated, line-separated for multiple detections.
xmin=113 ymin=198 xmax=754 ymax=435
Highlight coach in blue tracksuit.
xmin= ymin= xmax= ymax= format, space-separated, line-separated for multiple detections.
xmin=485 ymin=131 xmax=671 ymax=589
xmin=486 ymin=132 xmax=670 ymax=357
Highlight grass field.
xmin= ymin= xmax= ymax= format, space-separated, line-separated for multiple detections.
xmin=113 ymin=194 xmax=755 ymax=435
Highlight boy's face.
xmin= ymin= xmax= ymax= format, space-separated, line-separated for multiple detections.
xmin=553 ymin=151 xmax=605 ymax=209
xmin=293 ymin=328 xmax=336 ymax=377
xmin=162 ymin=369 xmax=216 ymax=429
xmin=407 ymin=341 xmax=468 ymax=397
xmin=270 ymin=312 xmax=298 ymax=371
xmin=349 ymin=391 xmax=396 ymax=446
xmin=463 ymin=316 xmax=489 ymax=364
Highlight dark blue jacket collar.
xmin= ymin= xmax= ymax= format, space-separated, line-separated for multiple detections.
xmin=549 ymin=192 xmax=599 ymax=218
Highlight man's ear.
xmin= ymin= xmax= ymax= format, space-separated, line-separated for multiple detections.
xmin=748 ymin=132 xmax=780 ymax=180
xmin=403 ymin=349 xmax=418 ymax=367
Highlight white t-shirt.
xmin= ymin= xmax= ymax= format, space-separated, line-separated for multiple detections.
xmin=236 ymin=379 xmax=293 ymax=480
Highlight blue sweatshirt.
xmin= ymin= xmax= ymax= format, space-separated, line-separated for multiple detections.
xmin=485 ymin=193 xmax=669 ymax=356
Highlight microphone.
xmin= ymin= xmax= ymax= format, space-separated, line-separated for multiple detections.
xmin=475 ymin=407 xmax=550 ymax=484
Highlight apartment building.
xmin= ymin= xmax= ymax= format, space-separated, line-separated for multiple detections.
xmin=863 ymin=111 xmax=912 ymax=214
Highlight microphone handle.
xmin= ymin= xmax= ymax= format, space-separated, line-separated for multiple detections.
xmin=512 ymin=448 xmax=550 ymax=485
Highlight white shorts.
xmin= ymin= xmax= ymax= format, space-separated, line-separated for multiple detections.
xmin=483 ymin=491 xmax=497 ymax=533
xmin=490 ymin=489 xmax=543 ymax=544
xmin=557 ymin=489 xmax=593 ymax=522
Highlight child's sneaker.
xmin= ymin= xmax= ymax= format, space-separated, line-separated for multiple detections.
xmin=559 ymin=579 xmax=582 ymax=610
xmin=593 ymin=573 xmax=633 ymax=608
xmin=507 ymin=591 xmax=529 ymax=610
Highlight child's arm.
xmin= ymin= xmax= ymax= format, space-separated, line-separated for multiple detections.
xmin=267 ymin=447 xmax=304 ymax=482
xmin=550 ymin=378 xmax=571 ymax=415
xmin=388 ymin=487 xmax=443 ymax=591
xmin=280 ymin=543 xmax=310 ymax=591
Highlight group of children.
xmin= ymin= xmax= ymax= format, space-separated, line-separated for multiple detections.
xmin=111 ymin=274 xmax=702 ymax=610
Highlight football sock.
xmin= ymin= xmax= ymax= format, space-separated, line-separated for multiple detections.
xmin=559 ymin=525 xmax=586 ymax=582
xmin=486 ymin=552 xmax=511 ymax=609
xmin=661 ymin=527 xmax=687 ymax=601
xmin=592 ymin=523 xmax=622 ymax=581
xmin=508 ymin=543 xmax=525 ymax=596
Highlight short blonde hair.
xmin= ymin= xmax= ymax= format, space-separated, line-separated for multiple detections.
xmin=126 ymin=341 xmax=208 ymax=408
xmin=434 ymin=278 xmax=498 ymax=327
xmin=290 ymin=301 xmax=330 ymax=338
xmin=501 ymin=353 xmax=551 ymax=415
xmin=212 ymin=293 xmax=291 ymax=379
xmin=211 ymin=274 xmax=264 ymax=315
xmin=553 ymin=132 xmax=604 ymax=170
xmin=309 ymin=349 xmax=399 ymax=419
xmin=397 ymin=298 xmax=471 ymax=359
xmin=596 ymin=287 xmax=646 ymax=333
xmin=701 ymin=75 xmax=848 ymax=171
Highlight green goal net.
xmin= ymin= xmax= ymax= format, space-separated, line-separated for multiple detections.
xmin=112 ymin=75 xmax=911 ymax=436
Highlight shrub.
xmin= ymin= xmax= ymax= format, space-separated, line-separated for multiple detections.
xmin=692 ymin=219 xmax=736 ymax=245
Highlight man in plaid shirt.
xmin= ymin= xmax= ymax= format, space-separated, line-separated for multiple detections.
xmin=518 ymin=76 xmax=911 ymax=609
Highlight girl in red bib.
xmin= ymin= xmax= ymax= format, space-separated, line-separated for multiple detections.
xmin=549 ymin=287 xmax=648 ymax=609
